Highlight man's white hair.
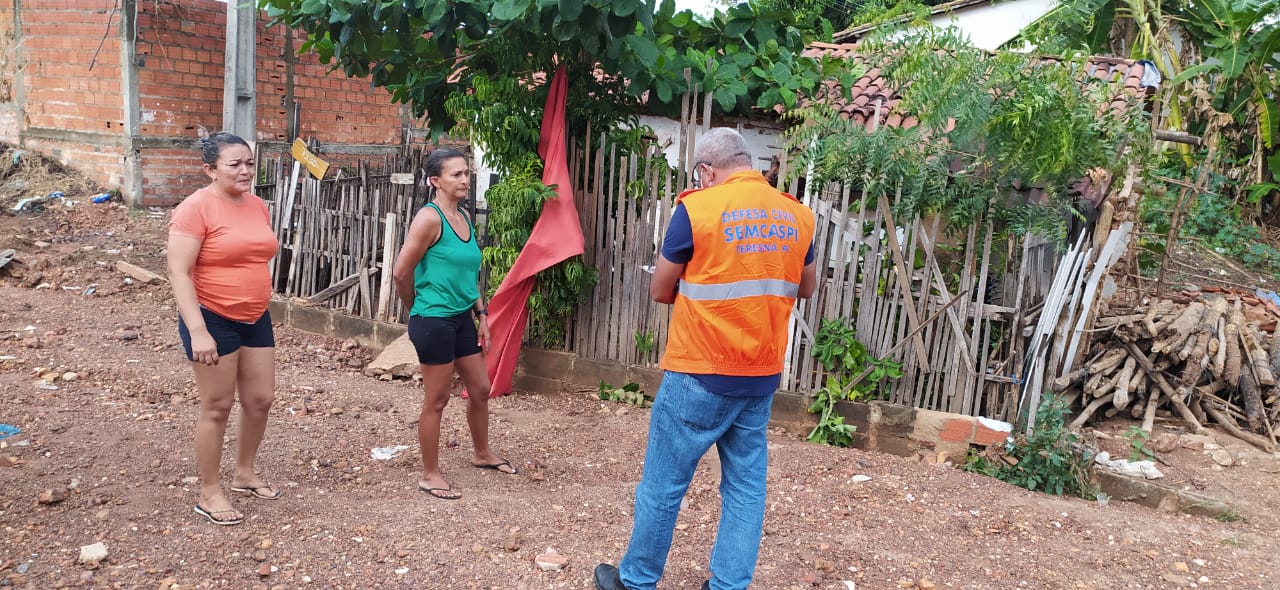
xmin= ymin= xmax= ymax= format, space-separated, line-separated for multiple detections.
xmin=694 ymin=128 xmax=752 ymax=169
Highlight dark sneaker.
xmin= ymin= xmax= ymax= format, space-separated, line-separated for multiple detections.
xmin=701 ymin=582 xmax=710 ymax=590
xmin=594 ymin=563 xmax=628 ymax=590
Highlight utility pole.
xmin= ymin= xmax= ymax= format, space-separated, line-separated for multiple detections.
xmin=223 ymin=0 xmax=256 ymax=142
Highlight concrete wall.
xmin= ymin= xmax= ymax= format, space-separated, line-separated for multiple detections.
xmin=265 ymin=299 xmax=1235 ymax=517
xmin=264 ymin=296 xmax=1016 ymax=461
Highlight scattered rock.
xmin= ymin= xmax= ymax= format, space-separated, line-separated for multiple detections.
xmin=117 ymin=331 xmax=140 ymax=342
xmin=1174 ymin=562 xmax=1190 ymax=573
xmin=1211 ymin=450 xmax=1234 ymax=467
xmin=38 ymin=487 xmax=66 ymax=504
xmin=366 ymin=334 xmax=421 ymax=379
xmin=180 ymin=476 xmax=199 ymax=486
xmin=79 ymin=542 xmax=108 ymax=564
xmin=534 ymin=549 xmax=568 ymax=572
xmin=503 ymin=532 xmax=523 ymax=552
xmin=256 ymin=563 xmax=272 ymax=577
xmin=61 ymin=371 xmax=78 ymax=382
xmin=253 ymin=550 xmax=267 ymax=562
xmin=259 ymin=539 xmax=274 ymax=550
xmin=115 ymin=260 xmax=166 ymax=284
xmin=1151 ymin=433 xmax=1179 ymax=454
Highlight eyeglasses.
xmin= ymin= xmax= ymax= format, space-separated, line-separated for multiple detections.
xmin=691 ymin=160 xmax=712 ymax=189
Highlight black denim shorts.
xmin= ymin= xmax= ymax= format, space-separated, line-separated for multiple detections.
xmin=178 ymin=307 xmax=274 ymax=360
xmin=408 ymin=311 xmax=482 ymax=365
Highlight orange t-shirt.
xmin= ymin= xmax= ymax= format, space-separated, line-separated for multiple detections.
xmin=169 ymin=187 xmax=279 ymax=322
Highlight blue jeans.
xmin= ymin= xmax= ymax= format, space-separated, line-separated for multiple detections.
xmin=619 ymin=371 xmax=773 ymax=590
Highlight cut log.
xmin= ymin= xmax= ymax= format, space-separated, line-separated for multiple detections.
xmin=1177 ymin=333 xmax=1199 ymax=361
xmin=1122 ymin=341 xmax=1205 ymax=434
xmin=1141 ymin=392 xmax=1164 ymax=434
xmin=1153 ymin=301 xmax=1206 ymax=353
xmin=1095 ymin=313 xmax=1149 ymax=328
xmin=1052 ymin=367 xmax=1088 ymax=392
xmin=1112 ymin=357 xmax=1136 ymax=409
xmin=1198 ymin=297 xmax=1231 ymax=333
xmin=1240 ymin=324 xmax=1277 ymax=386
xmin=1241 ymin=372 xmax=1265 ymax=433
xmin=1223 ymin=322 xmax=1242 ymax=388
xmin=1204 ymin=404 xmax=1276 ymax=453
xmin=1070 ymin=396 xmax=1111 ymax=429
xmin=1213 ymin=317 xmax=1223 ymax=376
xmin=1088 ymin=348 xmax=1128 ymax=375
xmin=1269 ymin=323 xmax=1280 ymax=382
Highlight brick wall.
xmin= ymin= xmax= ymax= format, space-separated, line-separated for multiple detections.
xmin=5 ymin=0 xmax=425 ymax=205
xmin=132 ymin=0 xmax=419 ymax=204
xmin=258 ymin=26 xmax=408 ymax=145
xmin=0 ymin=0 xmax=18 ymax=145
xmin=1 ymin=0 xmax=127 ymax=191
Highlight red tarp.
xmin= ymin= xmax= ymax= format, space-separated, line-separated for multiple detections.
xmin=478 ymin=65 xmax=585 ymax=397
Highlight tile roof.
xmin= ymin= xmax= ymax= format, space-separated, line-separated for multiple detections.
xmin=799 ymin=42 xmax=1159 ymax=131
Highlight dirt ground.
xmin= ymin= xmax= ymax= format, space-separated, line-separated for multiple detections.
xmin=1 ymin=197 xmax=1280 ymax=589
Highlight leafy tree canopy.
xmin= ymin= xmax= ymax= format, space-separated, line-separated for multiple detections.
xmin=260 ymin=0 xmax=854 ymax=139
xmin=789 ymin=28 xmax=1149 ymax=239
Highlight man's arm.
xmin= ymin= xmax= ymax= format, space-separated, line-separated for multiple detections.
xmin=650 ymin=254 xmax=686 ymax=304
xmin=798 ymin=260 xmax=818 ymax=299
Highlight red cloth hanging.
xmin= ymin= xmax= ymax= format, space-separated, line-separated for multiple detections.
xmin=479 ymin=65 xmax=585 ymax=397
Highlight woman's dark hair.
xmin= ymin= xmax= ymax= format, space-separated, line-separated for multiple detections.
xmin=199 ymin=132 xmax=251 ymax=166
xmin=423 ymin=147 xmax=467 ymax=179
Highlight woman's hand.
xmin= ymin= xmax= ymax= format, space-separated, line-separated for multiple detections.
xmin=477 ymin=317 xmax=491 ymax=354
xmin=190 ymin=329 xmax=219 ymax=366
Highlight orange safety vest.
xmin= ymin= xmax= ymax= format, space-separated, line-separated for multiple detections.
xmin=660 ymin=170 xmax=817 ymax=377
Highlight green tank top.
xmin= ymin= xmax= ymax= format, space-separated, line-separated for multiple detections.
xmin=411 ymin=202 xmax=482 ymax=318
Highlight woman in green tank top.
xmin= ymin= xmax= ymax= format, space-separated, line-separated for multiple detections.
xmin=392 ymin=148 xmax=519 ymax=500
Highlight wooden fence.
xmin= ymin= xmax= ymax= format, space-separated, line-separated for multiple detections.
xmin=562 ymin=100 xmax=1064 ymax=422
xmin=256 ymin=147 xmax=486 ymax=324
xmin=259 ymin=115 xmax=1068 ymax=423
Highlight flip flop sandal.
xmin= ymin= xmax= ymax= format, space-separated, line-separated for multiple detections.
xmin=194 ymin=504 xmax=243 ymax=526
xmin=472 ymin=458 xmax=519 ymax=475
xmin=230 ymin=484 xmax=283 ymax=500
xmin=419 ymin=486 xmax=462 ymax=500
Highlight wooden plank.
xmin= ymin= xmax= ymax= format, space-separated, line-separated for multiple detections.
xmin=963 ymin=221 xmax=994 ymax=416
xmin=1061 ymin=222 xmax=1134 ymax=375
xmin=358 ymin=265 xmax=373 ymax=317
xmin=877 ymin=194 xmax=930 ymax=371
xmin=376 ymin=212 xmax=397 ymax=321
xmin=308 ymin=270 xmax=362 ymax=304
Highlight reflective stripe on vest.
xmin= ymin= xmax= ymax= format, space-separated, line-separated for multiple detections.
xmin=678 ymin=278 xmax=799 ymax=301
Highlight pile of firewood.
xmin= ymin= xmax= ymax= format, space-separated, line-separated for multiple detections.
xmin=1058 ymin=295 xmax=1279 ymax=452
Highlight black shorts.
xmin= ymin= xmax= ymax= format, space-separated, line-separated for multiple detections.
xmin=408 ymin=311 xmax=482 ymax=365
xmin=178 ymin=307 xmax=275 ymax=361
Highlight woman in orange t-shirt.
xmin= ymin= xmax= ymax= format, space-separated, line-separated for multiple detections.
xmin=167 ymin=132 xmax=281 ymax=526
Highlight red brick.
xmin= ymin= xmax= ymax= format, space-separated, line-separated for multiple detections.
xmin=938 ymin=418 xmax=975 ymax=444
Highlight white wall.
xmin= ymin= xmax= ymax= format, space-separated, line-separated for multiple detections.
xmin=877 ymin=0 xmax=1058 ymax=51
xmin=926 ymin=0 xmax=1058 ymax=51
xmin=471 ymin=115 xmax=786 ymax=207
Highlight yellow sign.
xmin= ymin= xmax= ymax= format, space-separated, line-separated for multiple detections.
xmin=290 ymin=138 xmax=330 ymax=179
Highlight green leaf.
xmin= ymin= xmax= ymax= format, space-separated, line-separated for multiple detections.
xmin=300 ymin=0 xmax=325 ymax=15
xmin=629 ymin=35 xmax=660 ymax=68
xmin=656 ymin=80 xmax=672 ymax=103
xmin=559 ymin=0 xmax=584 ymax=21
xmin=491 ymin=0 xmax=529 ymax=21
xmin=724 ymin=17 xmax=751 ymax=39
xmin=612 ymin=0 xmax=636 ymax=17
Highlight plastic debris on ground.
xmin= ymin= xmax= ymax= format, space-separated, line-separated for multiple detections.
xmin=1094 ymin=451 xmax=1164 ymax=479
xmin=370 ymin=445 xmax=411 ymax=460
xmin=0 ymin=424 xmax=20 ymax=440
